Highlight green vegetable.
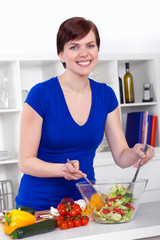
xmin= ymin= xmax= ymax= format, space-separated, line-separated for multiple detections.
xmin=93 ymin=183 xmax=136 ymax=223
xmin=9 ymin=219 xmax=57 ymax=239
xmin=18 ymin=207 xmax=35 ymax=215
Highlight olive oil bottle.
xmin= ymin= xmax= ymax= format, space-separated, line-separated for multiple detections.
xmin=124 ymin=63 xmax=134 ymax=103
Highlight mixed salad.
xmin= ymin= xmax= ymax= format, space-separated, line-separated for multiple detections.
xmin=93 ymin=184 xmax=135 ymax=223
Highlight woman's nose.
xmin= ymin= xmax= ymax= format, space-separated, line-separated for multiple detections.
xmin=79 ymin=47 xmax=89 ymax=57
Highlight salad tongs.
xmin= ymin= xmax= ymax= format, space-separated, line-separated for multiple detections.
xmin=67 ymin=158 xmax=106 ymax=203
xmin=127 ymin=144 xmax=148 ymax=191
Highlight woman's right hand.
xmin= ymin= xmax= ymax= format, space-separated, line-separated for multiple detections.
xmin=62 ymin=160 xmax=85 ymax=180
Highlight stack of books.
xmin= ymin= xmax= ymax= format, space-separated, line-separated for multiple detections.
xmin=125 ymin=111 xmax=158 ymax=148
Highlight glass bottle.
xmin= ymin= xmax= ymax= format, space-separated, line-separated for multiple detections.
xmin=119 ymin=77 xmax=124 ymax=104
xmin=0 ymin=72 xmax=9 ymax=108
xmin=124 ymin=62 xmax=134 ymax=103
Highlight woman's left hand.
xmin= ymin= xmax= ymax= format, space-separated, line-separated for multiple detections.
xmin=133 ymin=144 xmax=155 ymax=167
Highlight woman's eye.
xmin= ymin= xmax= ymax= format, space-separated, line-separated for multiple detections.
xmin=70 ymin=46 xmax=77 ymax=50
xmin=88 ymin=44 xmax=95 ymax=48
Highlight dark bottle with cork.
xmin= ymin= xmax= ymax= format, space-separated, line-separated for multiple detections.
xmin=124 ymin=62 xmax=134 ymax=103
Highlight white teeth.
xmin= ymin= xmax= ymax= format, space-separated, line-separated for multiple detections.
xmin=78 ymin=61 xmax=90 ymax=65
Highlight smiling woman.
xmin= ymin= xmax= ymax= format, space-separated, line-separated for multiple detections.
xmin=15 ymin=17 xmax=154 ymax=211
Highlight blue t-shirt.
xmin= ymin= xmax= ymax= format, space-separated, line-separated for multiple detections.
xmin=15 ymin=77 xmax=118 ymax=210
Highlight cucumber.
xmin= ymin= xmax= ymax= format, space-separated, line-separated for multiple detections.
xmin=9 ymin=219 xmax=57 ymax=239
xmin=18 ymin=207 xmax=35 ymax=215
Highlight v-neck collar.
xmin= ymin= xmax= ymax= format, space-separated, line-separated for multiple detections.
xmin=56 ymin=76 xmax=94 ymax=129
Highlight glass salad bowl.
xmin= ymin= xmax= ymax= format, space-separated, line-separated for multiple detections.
xmin=76 ymin=179 xmax=148 ymax=223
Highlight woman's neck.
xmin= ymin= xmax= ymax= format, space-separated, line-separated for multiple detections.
xmin=58 ymin=71 xmax=90 ymax=94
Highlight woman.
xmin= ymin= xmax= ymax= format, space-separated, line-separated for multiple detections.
xmin=15 ymin=17 xmax=154 ymax=211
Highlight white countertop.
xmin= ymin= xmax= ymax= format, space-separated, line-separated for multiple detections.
xmin=0 ymin=201 xmax=160 ymax=240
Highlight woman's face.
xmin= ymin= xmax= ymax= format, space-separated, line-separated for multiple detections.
xmin=59 ymin=30 xmax=98 ymax=77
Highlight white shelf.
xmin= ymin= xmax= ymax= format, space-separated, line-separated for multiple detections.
xmin=0 ymin=53 xmax=160 ymax=206
xmin=120 ymin=101 xmax=158 ymax=107
xmin=0 ymin=158 xmax=18 ymax=165
xmin=0 ymin=109 xmax=21 ymax=113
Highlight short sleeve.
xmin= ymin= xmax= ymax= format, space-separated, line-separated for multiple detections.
xmin=25 ymin=83 xmax=47 ymax=118
xmin=106 ymin=85 xmax=119 ymax=113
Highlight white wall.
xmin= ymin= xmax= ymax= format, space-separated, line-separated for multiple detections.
xmin=0 ymin=0 xmax=160 ymax=55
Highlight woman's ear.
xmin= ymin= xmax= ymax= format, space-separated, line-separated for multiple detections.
xmin=58 ymin=52 xmax=65 ymax=63
xmin=58 ymin=52 xmax=66 ymax=68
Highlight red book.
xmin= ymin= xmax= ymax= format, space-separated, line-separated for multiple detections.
xmin=150 ymin=115 xmax=158 ymax=147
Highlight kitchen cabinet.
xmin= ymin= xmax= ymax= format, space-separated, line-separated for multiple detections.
xmin=0 ymin=54 xmax=160 ymax=208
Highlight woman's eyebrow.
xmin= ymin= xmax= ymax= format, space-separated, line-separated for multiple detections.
xmin=69 ymin=40 xmax=96 ymax=45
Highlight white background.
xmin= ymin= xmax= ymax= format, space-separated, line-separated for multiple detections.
xmin=0 ymin=0 xmax=160 ymax=55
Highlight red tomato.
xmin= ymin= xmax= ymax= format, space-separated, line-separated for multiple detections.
xmin=57 ymin=219 xmax=63 ymax=227
xmin=73 ymin=218 xmax=81 ymax=227
xmin=72 ymin=204 xmax=81 ymax=214
xmin=59 ymin=207 xmax=68 ymax=216
xmin=69 ymin=208 xmax=77 ymax=217
xmin=59 ymin=220 xmax=68 ymax=230
xmin=64 ymin=213 xmax=71 ymax=219
xmin=57 ymin=203 xmax=65 ymax=210
xmin=81 ymin=216 xmax=89 ymax=226
xmin=56 ymin=215 xmax=64 ymax=221
xmin=66 ymin=219 xmax=74 ymax=228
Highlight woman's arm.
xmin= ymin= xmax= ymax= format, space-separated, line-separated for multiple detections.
xmin=19 ymin=103 xmax=83 ymax=179
xmin=104 ymin=106 xmax=154 ymax=168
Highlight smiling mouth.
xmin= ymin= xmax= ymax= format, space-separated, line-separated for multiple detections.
xmin=77 ymin=60 xmax=91 ymax=66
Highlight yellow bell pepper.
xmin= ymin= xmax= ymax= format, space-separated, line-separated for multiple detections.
xmin=4 ymin=209 xmax=36 ymax=235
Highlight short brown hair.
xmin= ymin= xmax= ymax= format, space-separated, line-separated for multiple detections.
xmin=57 ymin=17 xmax=100 ymax=68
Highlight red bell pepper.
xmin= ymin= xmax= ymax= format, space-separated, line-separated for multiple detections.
xmin=109 ymin=195 xmax=122 ymax=201
xmin=113 ymin=207 xmax=125 ymax=215
xmin=125 ymin=203 xmax=135 ymax=210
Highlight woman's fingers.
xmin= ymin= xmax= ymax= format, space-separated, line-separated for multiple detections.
xmin=133 ymin=144 xmax=155 ymax=167
xmin=62 ymin=160 xmax=83 ymax=180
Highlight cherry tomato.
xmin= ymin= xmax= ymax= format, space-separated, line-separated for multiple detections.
xmin=81 ymin=216 xmax=89 ymax=226
xmin=66 ymin=219 xmax=74 ymax=228
xmin=59 ymin=220 xmax=68 ymax=230
xmin=73 ymin=218 xmax=81 ymax=227
xmin=57 ymin=203 xmax=65 ymax=210
xmin=59 ymin=207 xmax=68 ymax=216
xmin=64 ymin=213 xmax=71 ymax=219
xmin=56 ymin=215 xmax=64 ymax=221
xmin=72 ymin=204 xmax=81 ymax=214
xmin=57 ymin=219 xmax=63 ymax=227
xmin=69 ymin=208 xmax=77 ymax=217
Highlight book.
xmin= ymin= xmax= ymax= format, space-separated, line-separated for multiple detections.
xmin=150 ymin=114 xmax=158 ymax=147
xmin=125 ymin=112 xmax=144 ymax=148
xmin=141 ymin=111 xmax=148 ymax=144
xmin=147 ymin=115 xmax=152 ymax=145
